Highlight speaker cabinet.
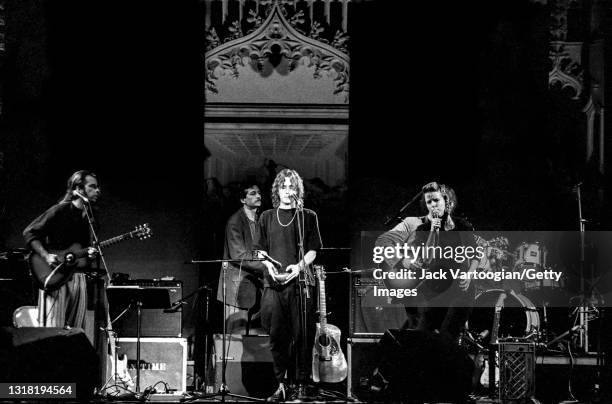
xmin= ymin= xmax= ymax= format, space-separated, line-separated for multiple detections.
xmin=347 ymin=337 xmax=381 ymax=401
xmin=350 ymin=276 xmax=408 ymax=337
xmin=0 ymin=327 xmax=98 ymax=399
xmin=109 ymin=281 xmax=182 ymax=337
xmin=212 ymin=334 xmax=276 ymax=398
xmin=115 ymin=337 xmax=187 ymax=393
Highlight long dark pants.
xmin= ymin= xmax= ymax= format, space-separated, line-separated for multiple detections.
xmin=261 ymin=283 xmax=315 ymax=384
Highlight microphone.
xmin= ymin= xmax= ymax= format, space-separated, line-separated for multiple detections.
xmin=72 ymin=190 xmax=89 ymax=203
xmin=257 ymin=250 xmax=283 ymax=270
xmin=431 ymin=211 xmax=440 ymax=232
xmin=290 ymin=194 xmax=303 ymax=208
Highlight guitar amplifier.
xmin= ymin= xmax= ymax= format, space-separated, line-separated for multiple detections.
xmin=116 ymin=337 xmax=187 ymax=394
xmin=350 ymin=276 xmax=408 ymax=337
xmin=109 ymin=280 xmax=182 ymax=337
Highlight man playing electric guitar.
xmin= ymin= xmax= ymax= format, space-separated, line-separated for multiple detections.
xmin=23 ymin=170 xmax=102 ymax=328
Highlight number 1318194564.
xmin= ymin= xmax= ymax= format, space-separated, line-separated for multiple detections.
xmin=0 ymin=383 xmax=76 ymax=398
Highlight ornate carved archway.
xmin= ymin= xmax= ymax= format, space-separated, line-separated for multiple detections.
xmin=203 ymin=0 xmax=350 ymax=187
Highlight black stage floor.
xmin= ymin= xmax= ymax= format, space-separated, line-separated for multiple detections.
xmin=0 ymin=397 xmax=596 ymax=404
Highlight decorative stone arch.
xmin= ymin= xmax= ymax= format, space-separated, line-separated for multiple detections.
xmin=203 ymin=0 xmax=349 ymax=193
xmin=204 ymin=0 xmax=350 ymax=104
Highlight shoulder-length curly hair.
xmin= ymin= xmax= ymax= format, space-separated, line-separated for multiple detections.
xmin=421 ymin=181 xmax=457 ymax=215
xmin=271 ymin=169 xmax=304 ymax=208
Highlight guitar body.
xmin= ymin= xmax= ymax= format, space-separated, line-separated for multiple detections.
xmin=28 ymin=224 xmax=152 ymax=292
xmin=312 ymin=322 xmax=347 ymax=383
xmin=312 ymin=265 xmax=347 ymax=384
xmin=480 ymin=354 xmax=499 ymax=389
xmin=479 ymin=293 xmax=506 ymax=390
xmin=380 ymin=258 xmax=454 ymax=296
xmin=29 ymin=243 xmax=90 ymax=291
xmin=380 ymin=259 xmax=425 ymax=290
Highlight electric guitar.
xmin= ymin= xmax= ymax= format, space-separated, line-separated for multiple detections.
xmin=480 ymin=292 xmax=506 ymax=389
xmin=116 ymin=353 xmax=135 ymax=390
xmin=312 ymin=265 xmax=347 ymax=383
xmin=29 ymin=224 xmax=152 ymax=291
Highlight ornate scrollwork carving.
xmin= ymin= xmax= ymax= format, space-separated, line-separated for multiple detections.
xmin=205 ymin=28 xmax=221 ymax=53
xmin=205 ymin=0 xmax=350 ymax=102
xmin=548 ymin=42 xmax=583 ymax=99
xmin=550 ymin=0 xmax=569 ymax=41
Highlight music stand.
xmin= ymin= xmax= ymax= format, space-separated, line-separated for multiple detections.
xmin=107 ymin=285 xmax=171 ymax=393
xmin=185 ymin=258 xmax=265 ymax=402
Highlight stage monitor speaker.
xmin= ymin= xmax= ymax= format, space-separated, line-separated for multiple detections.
xmin=115 ymin=337 xmax=187 ymax=394
xmin=350 ymin=276 xmax=408 ymax=336
xmin=0 ymin=327 xmax=98 ymax=399
xmin=347 ymin=337 xmax=381 ymax=401
xmin=109 ymin=280 xmax=182 ymax=337
xmin=212 ymin=334 xmax=276 ymax=398
xmin=368 ymin=329 xmax=474 ymax=402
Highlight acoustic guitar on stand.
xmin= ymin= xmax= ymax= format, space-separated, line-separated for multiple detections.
xmin=312 ymin=265 xmax=347 ymax=383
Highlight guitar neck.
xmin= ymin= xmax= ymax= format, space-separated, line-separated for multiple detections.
xmin=99 ymin=232 xmax=133 ymax=248
xmin=318 ymin=276 xmax=327 ymax=328
xmin=491 ymin=293 xmax=507 ymax=344
xmin=491 ymin=309 xmax=501 ymax=344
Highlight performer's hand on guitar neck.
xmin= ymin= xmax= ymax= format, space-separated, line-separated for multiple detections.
xmin=86 ymin=247 xmax=98 ymax=260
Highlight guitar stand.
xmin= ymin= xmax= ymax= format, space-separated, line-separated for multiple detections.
xmin=291 ymin=219 xmax=351 ymax=403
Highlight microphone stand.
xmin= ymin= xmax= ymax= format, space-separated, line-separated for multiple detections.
xmin=294 ymin=201 xmax=312 ymax=399
xmin=79 ymin=198 xmax=116 ymax=395
xmin=79 ymin=198 xmax=110 ymax=281
xmin=384 ymin=190 xmax=423 ymax=226
xmin=574 ymin=183 xmax=597 ymax=353
xmin=184 ymin=258 xmax=266 ymax=402
xmin=574 ymin=184 xmax=604 ymax=401
xmin=164 ymin=284 xmax=212 ymax=314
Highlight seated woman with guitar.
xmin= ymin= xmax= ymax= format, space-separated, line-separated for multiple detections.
xmin=376 ymin=181 xmax=480 ymax=343
xmin=23 ymin=170 xmax=101 ymax=328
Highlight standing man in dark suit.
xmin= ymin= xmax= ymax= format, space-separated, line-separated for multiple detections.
xmin=217 ymin=183 xmax=266 ymax=333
